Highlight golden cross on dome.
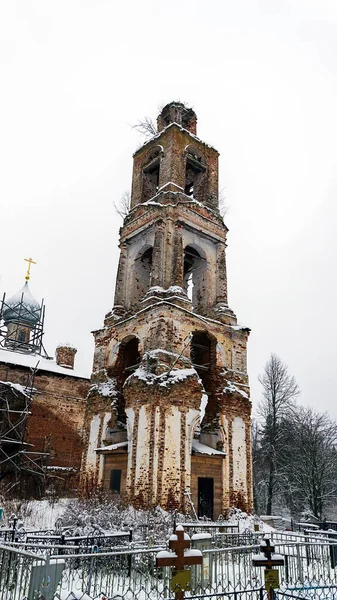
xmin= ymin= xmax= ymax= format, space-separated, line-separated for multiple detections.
xmin=24 ymin=257 xmax=36 ymax=282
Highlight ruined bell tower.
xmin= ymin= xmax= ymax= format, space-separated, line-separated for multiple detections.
xmin=83 ymin=102 xmax=253 ymax=517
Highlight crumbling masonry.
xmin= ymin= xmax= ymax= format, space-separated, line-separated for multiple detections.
xmin=82 ymin=102 xmax=253 ymax=518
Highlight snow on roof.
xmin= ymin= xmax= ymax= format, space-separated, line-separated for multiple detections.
xmin=130 ymin=366 xmax=197 ymax=388
xmin=96 ymin=441 xmax=128 ymax=452
xmin=0 ymin=348 xmax=89 ymax=379
xmin=192 ymin=439 xmax=226 ymax=456
xmin=134 ymin=121 xmax=218 ymax=155
xmin=0 ymin=380 xmax=32 ymax=397
xmin=115 ymin=299 xmax=241 ymax=333
xmin=223 ymin=381 xmax=249 ymax=399
xmin=148 ymin=285 xmax=185 ymax=295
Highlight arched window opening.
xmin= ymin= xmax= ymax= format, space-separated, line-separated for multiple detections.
xmin=120 ymin=337 xmax=141 ymax=379
xmin=133 ymin=246 xmax=153 ymax=306
xmin=190 ymin=332 xmax=212 ymax=378
xmin=18 ymin=330 xmax=27 ymax=343
xmin=190 ymin=331 xmax=217 ymax=421
xmin=141 ymin=148 xmax=162 ymax=202
xmin=113 ymin=336 xmax=141 ymax=424
xmin=183 ymin=245 xmax=204 ymax=310
xmin=184 ymin=151 xmax=206 ymax=201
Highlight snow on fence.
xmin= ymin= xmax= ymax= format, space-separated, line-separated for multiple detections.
xmin=1 ymin=535 xmax=337 ymax=600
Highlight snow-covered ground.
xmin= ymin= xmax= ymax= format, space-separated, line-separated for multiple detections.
xmin=1 ymin=497 xmax=274 ymax=538
xmin=1 ymin=498 xmax=71 ymax=531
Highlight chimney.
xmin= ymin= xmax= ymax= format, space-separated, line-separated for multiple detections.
xmin=56 ymin=345 xmax=77 ymax=370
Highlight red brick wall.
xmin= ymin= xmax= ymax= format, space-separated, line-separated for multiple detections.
xmin=0 ymin=363 xmax=89 ymax=490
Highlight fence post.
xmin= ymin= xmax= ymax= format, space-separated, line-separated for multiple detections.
xmin=284 ymin=554 xmax=289 ymax=582
xmin=296 ymin=543 xmax=303 ymax=582
xmin=11 ymin=517 xmax=17 ymax=542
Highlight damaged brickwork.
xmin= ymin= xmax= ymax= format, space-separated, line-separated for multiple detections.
xmin=0 ymin=362 xmax=89 ymax=494
xmin=82 ymin=102 xmax=253 ymax=516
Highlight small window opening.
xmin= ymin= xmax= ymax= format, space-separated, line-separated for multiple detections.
xmin=142 ymin=160 xmax=160 ymax=202
xmin=112 ymin=336 xmax=141 ymax=424
xmin=190 ymin=331 xmax=217 ymax=410
xmin=183 ymin=246 xmax=202 ymax=309
xmin=190 ymin=332 xmax=212 ymax=376
xmin=110 ymin=469 xmax=122 ymax=493
xmin=121 ymin=337 xmax=141 ymax=376
xmin=140 ymin=247 xmax=153 ymax=269
xmin=184 ymin=154 xmax=206 ymax=199
xmin=18 ymin=330 xmax=26 ymax=342
xmin=133 ymin=246 xmax=153 ymax=306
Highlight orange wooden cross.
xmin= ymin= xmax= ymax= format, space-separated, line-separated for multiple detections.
xmin=157 ymin=526 xmax=203 ymax=600
xmin=156 ymin=525 xmax=203 ymax=570
xmin=252 ymin=538 xmax=284 ymax=568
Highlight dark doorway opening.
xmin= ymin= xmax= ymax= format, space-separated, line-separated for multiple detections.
xmin=110 ymin=469 xmax=122 ymax=493
xmin=198 ymin=477 xmax=214 ymax=520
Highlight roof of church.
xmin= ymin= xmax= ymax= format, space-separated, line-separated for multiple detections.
xmin=192 ymin=439 xmax=226 ymax=456
xmin=0 ymin=347 xmax=89 ymax=379
xmin=3 ymin=282 xmax=41 ymax=326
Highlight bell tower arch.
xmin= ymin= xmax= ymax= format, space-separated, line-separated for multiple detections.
xmin=83 ymin=102 xmax=253 ymax=516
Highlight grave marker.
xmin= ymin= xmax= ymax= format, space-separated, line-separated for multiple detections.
xmin=156 ymin=525 xmax=202 ymax=600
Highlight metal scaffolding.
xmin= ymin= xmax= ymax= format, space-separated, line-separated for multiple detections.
xmin=0 ymin=367 xmax=49 ymax=495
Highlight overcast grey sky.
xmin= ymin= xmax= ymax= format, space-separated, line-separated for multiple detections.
xmin=1 ymin=0 xmax=336 ymax=417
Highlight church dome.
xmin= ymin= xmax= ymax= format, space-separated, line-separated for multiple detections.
xmin=3 ymin=282 xmax=41 ymax=326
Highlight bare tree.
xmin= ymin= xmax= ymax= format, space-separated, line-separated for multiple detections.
xmin=257 ymin=354 xmax=300 ymax=514
xmin=219 ymin=187 xmax=229 ymax=218
xmin=281 ymin=407 xmax=337 ymax=519
xmin=252 ymin=419 xmax=267 ymax=514
xmin=113 ymin=190 xmax=131 ymax=219
xmin=132 ymin=116 xmax=157 ymax=139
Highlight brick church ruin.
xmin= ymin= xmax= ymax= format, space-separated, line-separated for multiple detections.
xmin=83 ymin=102 xmax=253 ymax=518
xmin=0 ymin=266 xmax=89 ymax=495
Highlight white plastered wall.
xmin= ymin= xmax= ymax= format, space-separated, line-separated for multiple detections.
xmin=185 ymin=408 xmax=201 ymax=495
xmin=134 ymin=405 xmax=151 ymax=495
xmin=221 ymin=415 xmax=230 ymax=506
xmin=86 ymin=414 xmax=101 ymax=471
xmin=98 ymin=412 xmax=112 ymax=483
xmin=161 ymin=407 xmax=181 ymax=502
xmin=125 ymin=406 xmax=134 ymax=491
xmin=152 ymin=406 xmax=161 ymax=505
xmin=232 ymin=416 xmax=247 ymax=494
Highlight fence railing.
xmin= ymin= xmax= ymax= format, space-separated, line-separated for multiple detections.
xmin=1 ymin=535 xmax=337 ymax=600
